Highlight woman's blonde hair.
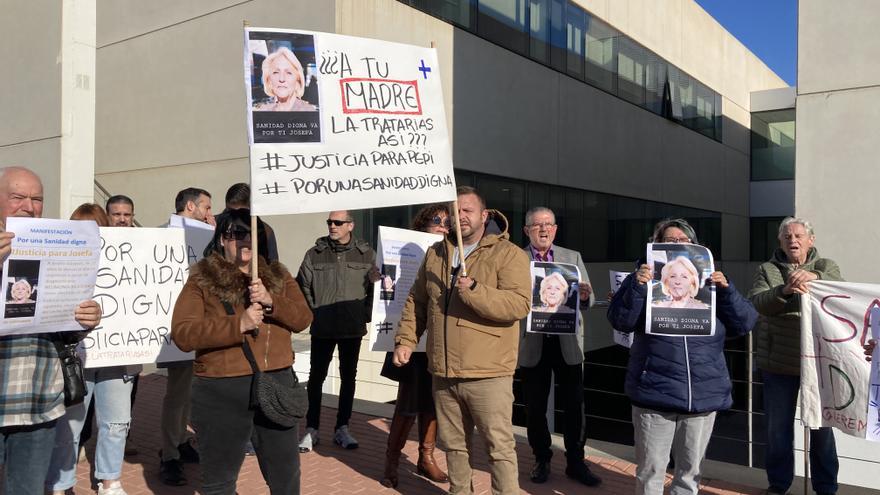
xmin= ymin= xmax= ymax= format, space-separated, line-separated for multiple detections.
xmin=261 ymin=47 xmax=306 ymax=99
xmin=539 ymin=272 xmax=568 ymax=306
xmin=660 ymin=256 xmax=700 ymax=299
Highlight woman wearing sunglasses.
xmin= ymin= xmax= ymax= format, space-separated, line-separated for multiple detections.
xmin=171 ymin=208 xmax=313 ymax=494
xmin=380 ymin=203 xmax=451 ymax=488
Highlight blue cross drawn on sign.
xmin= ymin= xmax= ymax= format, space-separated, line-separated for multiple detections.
xmin=418 ymin=59 xmax=432 ymax=79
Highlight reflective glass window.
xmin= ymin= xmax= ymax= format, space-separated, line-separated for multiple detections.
xmin=617 ymin=36 xmax=646 ymax=106
xmin=409 ymin=0 xmax=474 ymax=29
xmin=584 ymin=15 xmax=618 ymax=93
xmin=565 ymin=3 xmax=586 ymax=78
xmin=478 ymin=0 xmax=527 ymax=54
xmin=528 ymin=0 xmax=550 ymax=63
xmin=751 ymin=109 xmax=795 ymax=180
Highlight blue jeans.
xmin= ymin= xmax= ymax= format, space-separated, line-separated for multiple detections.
xmin=46 ymin=366 xmax=134 ymax=490
xmin=762 ymin=370 xmax=838 ymax=494
xmin=1 ymin=420 xmax=58 ymax=493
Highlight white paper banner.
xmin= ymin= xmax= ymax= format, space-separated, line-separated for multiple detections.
xmin=801 ymin=280 xmax=877 ymax=440
xmin=526 ymin=261 xmax=581 ymax=335
xmin=167 ymin=214 xmax=214 ymax=267
xmin=645 ymin=243 xmax=716 ymax=337
xmin=80 ymin=228 xmax=193 ymax=368
xmin=369 ymin=226 xmax=442 ymax=352
xmin=0 ymin=218 xmax=101 ymax=336
xmin=244 ymin=28 xmax=457 ymax=215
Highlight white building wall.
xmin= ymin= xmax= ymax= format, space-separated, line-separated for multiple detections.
xmin=795 ymin=0 xmax=880 ymax=488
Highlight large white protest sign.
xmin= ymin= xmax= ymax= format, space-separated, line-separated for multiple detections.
xmin=168 ymin=214 xmax=214 ymax=267
xmin=369 ymin=226 xmax=442 ymax=352
xmin=645 ymin=243 xmax=715 ymax=337
xmin=801 ymin=280 xmax=877 ymax=440
xmin=80 ymin=228 xmax=192 ymax=368
xmin=526 ymin=262 xmax=581 ymax=335
xmin=0 ymin=218 xmax=100 ymax=336
xmin=244 ymin=27 xmax=456 ymax=215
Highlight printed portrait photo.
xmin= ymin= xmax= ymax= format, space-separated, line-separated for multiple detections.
xmin=5 ymin=259 xmax=41 ymax=319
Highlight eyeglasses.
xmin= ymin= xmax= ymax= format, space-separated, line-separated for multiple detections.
xmin=223 ymin=230 xmax=251 ymax=241
xmin=326 ymin=219 xmax=352 ymax=227
xmin=661 ymin=237 xmax=691 ymax=243
xmin=527 ymin=222 xmax=556 ymax=230
xmin=431 ymin=216 xmax=451 ymax=228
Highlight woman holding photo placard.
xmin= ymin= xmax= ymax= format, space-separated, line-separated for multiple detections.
xmin=379 ymin=203 xmax=450 ymax=488
xmin=171 ymin=209 xmax=312 ymax=495
xmin=607 ymin=218 xmax=757 ymax=495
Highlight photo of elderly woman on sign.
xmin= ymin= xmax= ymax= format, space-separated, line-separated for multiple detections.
xmin=652 ymin=256 xmax=709 ymax=309
xmin=535 ymin=271 xmax=576 ymax=314
xmin=254 ymin=46 xmax=317 ymax=112
xmin=7 ymin=278 xmax=36 ymax=304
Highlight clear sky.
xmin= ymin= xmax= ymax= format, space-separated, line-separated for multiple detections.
xmin=695 ymin=0 xmax=798 ymax=86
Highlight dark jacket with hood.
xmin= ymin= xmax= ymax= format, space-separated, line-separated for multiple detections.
xmin=395 ymin=210 xmax=531 ymax=378
xmin=297 ymin=236 xmax=375 ymax=339
xmin=607 ymin=270 xmax=758 ymax=413
xmin=171 ymin=253 xmax=313 ymax=378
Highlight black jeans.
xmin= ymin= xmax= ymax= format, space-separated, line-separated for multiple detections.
xmin=520 ymin=335 xmax=587 ymax=465
xmin=306 ymin=336 xmax=361 ymax=430
xmin=191 ymin=372 xmax=300 ymax=495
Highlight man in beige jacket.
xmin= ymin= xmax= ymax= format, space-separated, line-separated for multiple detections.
xmin=394 ymin=186 xmax=531 ymax=494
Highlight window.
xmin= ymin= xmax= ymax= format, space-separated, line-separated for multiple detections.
xmin=528 ymin=0 xmax=550 ymax=63
xmin=584 ymin=15 xmax=617 ymax=93
xmin=408 ymin=0 xmax=475 ymax=29
xmin=617 ymin=36 xmax=646 ymax=106
xmin=564 ymin=3 xmax=586 ymax=78
xmin=478 ymin=0 xmax=528 ymax=54
xmin=751 ymin=109 xmax=795 ymax=180
xmin=750 ymin=217 xmax=785 ymax=261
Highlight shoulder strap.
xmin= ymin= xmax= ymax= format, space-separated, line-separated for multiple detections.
xmin=222 ymin=300 xmax=260 ymax=375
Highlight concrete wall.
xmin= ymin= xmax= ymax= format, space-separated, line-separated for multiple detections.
xmin=795 ymin=0 xmax=880 ymax=487
xmin=0 ymin=0 xmax=95 ymax=219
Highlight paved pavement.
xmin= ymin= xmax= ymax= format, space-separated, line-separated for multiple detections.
xmin=59 ymin=373 xmax=765 ymax=494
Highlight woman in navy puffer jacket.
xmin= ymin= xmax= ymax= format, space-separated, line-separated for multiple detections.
xmin=607 ymin=219 xmax=757 ymax=495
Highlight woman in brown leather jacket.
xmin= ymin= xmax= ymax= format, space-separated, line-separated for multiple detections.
xmin=172 ymin=208 xmax=312 ymax=495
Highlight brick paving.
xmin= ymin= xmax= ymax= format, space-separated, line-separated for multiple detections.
xmin=59 ymin=374 xmax=764 ymax=494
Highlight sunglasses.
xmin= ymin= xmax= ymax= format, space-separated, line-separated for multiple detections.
xmin=223 ymin=229 xmax=251 ymax=241
xmin=326 ymin=219 xmax=352 ymax=227
xmin=431 ymin=216 xmax=451 ymax=228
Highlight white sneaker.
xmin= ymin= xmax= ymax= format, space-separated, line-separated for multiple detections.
xmin=334 ymin=425 xmax=359 ymax=449
xmin=299 ymin=427 xmax=319 ymax=453
xmin=97 ymin=481 xmax=128 ymax=495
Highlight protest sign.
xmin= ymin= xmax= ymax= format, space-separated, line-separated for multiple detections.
xmin=645 ymin=243 xmax=715 ymax=337
xmin=244 ymin=27 xmax=456 ymax=215
xmin=609 ymin=269 xmax=633 ymax=348
xmin=0 ymin=218 xmax=100 ymax=336
xmin=526 ymin=262 xmax=581 ymax=335
xmin=369 ymin=226 xmax=442 ymax=352
xmin=80 ymin=228 xmax=192 ymax=368
xmin=167 ymin=214 xmax=214 ymax=267
xmin=801 ymin=280 xmax=877 ymax=440
xmin=868 ymin=307 xmax=880 ymax=441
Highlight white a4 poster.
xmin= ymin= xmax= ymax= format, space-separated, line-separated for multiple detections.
xmin=369 ymin=226 xmax=442 ymax=353
xmin=80 ymin=227 xmax=193 ymax=368
xmin=244 ymin=27 xmax=457 ymax=216
xmin=645 ymin=243 xmax=716 ymax=337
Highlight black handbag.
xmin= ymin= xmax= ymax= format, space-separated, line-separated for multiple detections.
xmin=241 ymin=338 xmax=307 ymax=428
xmin=50 ymin=333 xmax=86 ymax=407
xmin=222 ymin=300 xmax=307 ymax=427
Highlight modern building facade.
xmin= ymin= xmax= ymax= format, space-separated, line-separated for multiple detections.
xmin=14 ymin=0 xmax=861 ymax=480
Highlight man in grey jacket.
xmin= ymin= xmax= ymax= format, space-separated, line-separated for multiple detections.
xmin=297 ymin=210 xmax=375 ymax=451
xmin=518 ymin=206 xmax=601 ymax=487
